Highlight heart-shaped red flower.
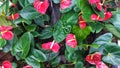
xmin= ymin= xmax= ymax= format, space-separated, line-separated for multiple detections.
xmin=104 ymin=12 xmax=112 ymax=21
xmin=66 ymin=34 xmax=77 ymax=48
xmin=96 ymin=62 xmax=108 ymax=68
xmin=78 ymin=16 xmax=87 ymax=29
xmin=42 ymin=41 xmax=60 ymax=53
xmin=2 ymin=60 xmax=12 ymax=68
xmin=85 ymin=52 xmax=101 ymax=64
xmin=33 ymin=0 xmax=49 ymax=14
xmin=8 ymin=13 xmax=19 ymax=20
xmin=96 ymin=3 xmax=103 ymax=11
xmin=60 ymin=0 xmax=71 ymax=10
xmin=89 ymin=0 xmax=100 ymax=4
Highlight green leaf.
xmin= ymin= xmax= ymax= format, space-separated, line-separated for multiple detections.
xmin=34 ymin=17 xmax=44 ymax=26
xmin=93 ymin=33 xmax=113 ymax=46
xmin=0 ymin=38 xmax=6 ymax=48
xmin=25 ymin=25 xmax=37 ymax=32
xmin=111 ymin=14 xmax=120 ymax=32
xmin=75 ymin=61 xmax=84 ymax=68
xmin=30 ymin=49 xmax=47 ymax=62
xmin=26 ymin=56 xmax=41 ymax=68
xmin=102 ymin=45 xmax=120 ymax=65
xmin=5 ymin=0 xmax=9 ymax=15
xmin=89 ymin=22 xmax=104 ymax=33
xmin=39 ymin=26 xmax=53 ymax=39
xmin=72 ymin=25 xmax=91 ymax=41
xmin=66 ymin=45 xmax=77 ymax=53
xmin=61 ymin=11 xmax=79 ymax=25
xmin=90 ymin=44 xmax=99 ymax=49
xmin=105 ymin=24 xmax=120 ymax=39
xmin=18 ymin=0 xmax=29 ymax=7
xmin=51 ymin=56 xmax=60 ymax=67
xmin=13 ymin=32 xmax=31 ymax=59
xmin=77 ymin=0 xmax=93 ymax=22
xmin=53 ymin=20 xmax=71 ymax=43
xmin=20 ymin=6 xmax=40 ymax=20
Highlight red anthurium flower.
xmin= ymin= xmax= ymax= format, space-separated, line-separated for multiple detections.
xmin=89 ymin=0 xmax=100 ymax=4
xmin=85 ymin=52 xmax=101 ymax=64
xmin=23 ymin=65 xmax=32 ymax=68
xmin=2 ymin=60 xmax=12 ymax=68
xmin=0 ymin=26 xmax=14 ymax=40
xmin=66 ymin=34 xmax=77 ymax=48
xmin=8 ymin=13 xmax=19 ymax=20
xmin=60 ymin=0 xmax=71 ymax=10
xmin=1 ymin=31 xmax=14 ymax=40
xmin=78 ymin=16 xmax=87 ymax=29
xmin=96 ymin=3 xmax=103 ymax=11
xmin=96 ymin=62 xmax=108 ymax=68
xmin=33 ymin=0 xmax=49 ymax=14
xmin=91 ymin=14 xmax=102 ymax=21
xmin=104 ymin=12 xmax=112 ymax=21
xmin=42 ymin=41 xmax=60 ymax=53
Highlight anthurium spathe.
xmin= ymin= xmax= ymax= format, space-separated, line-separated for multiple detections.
xmin=2 ymin=60 xmax=12 ymax=68
xmin=85 ymin=52 xmax=101 ymax=64
xmin=33 ymin=0 xmax=49 ymax=14
xmin=60 ymin=0 xmax=71 ymax=10
xmin=66 ymin=34 xmax=77 ymax=48
xmin=8 ymin=13 xmax=19 ymax=20
xmin=0 ymin=26 xmax=14 ymax=40
xmin=78 ymin=16 xmax=87 ymax=29
xmin=42 ymin=41 xmax=60 ymax=53
xmin=96 ymin=62 xmax=108 ymax=68
xmin=96 ymin=2 xmax=103 ymax=11
xmin=89 ymin=0 xmax=100 ymax=4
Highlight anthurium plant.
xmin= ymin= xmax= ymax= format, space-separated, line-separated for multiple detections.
xmin=0 ymin=0 xmax=120 ymax=68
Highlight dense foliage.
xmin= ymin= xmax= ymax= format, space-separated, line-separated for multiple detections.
xmin=0 ymin=0 xmax=120 ymax=68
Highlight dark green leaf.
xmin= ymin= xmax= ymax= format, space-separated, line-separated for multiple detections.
xmin=75 ymin=61 xmax=84 ymax=68
xmin=53 ymin=20 xmax=71 ymax=43
xmin=20 ymin=6 xmax=40 ymax=20
xmin=105 ymin=24 xmax=120 ymax=39
xmin=25 ymin=25 xmax=37 ymax=32
xmin=51 ymin=56 xmax=60 ymax=67
xmin=18 ymin=0 xmax=29 ymax=7
xmin=26 ymin=56 xmax=41 ymax=68
xmin=39 ymin=26 xmax=53 ymax=39
xmin=103 ymin=45 xmax=120 ymax=65
xmin=13 ymin=32 xmax=31 ymax=59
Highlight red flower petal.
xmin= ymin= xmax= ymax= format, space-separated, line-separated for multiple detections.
xmin=96 ymin=3 xmax=103 ymax=11
xmin=51 ymin=42 xmax=60 ymax=53
xmin=104 ymin=12 xmax=112 ymax=21
xmin=8 ymin=13 xmax=19 ymax=20
xmin=96 ymin=62 xmax=108 ymax=68
xmin=42 ymin=42 xmax=51 ymax=50
xmin=66 ymin=34 xmax=77 ymax=48
xmin=42 ymin=41 xmax=60 ymax=53
xmin=23 ymin=65 xmax=32 ymax=68
xmin=2 ymin=60 xmax=12 ymax=68
xmin=0 ymin=26 xmax=13 ymax=31
xmin=1 ymin=31 xmax=14 ymax=40
xmin=33 ymin=0 xmax=49 ymax=14
xmin=60 ymin=0 xmax=71 ymax=10
xmin=91 ymin=14 xmax=98 ymax=20
xmin=78 ymin=16 xmax=87 ymax=29
xmin=85 ymin=52 xmax=101 ymax=64
xmin=89 ymin=0 xmax=100 ymax=4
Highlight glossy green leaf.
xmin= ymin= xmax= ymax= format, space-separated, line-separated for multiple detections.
xmin=72 ymin=25 xmax=91 ymax=41
xmin=77 ymin=0 xmax=93 ymax=22
xmin=105 ymin=24 xmax=120 ymax=39
xmin=93 ymin=33 xmax=113 ymax=46
xmin=103 ymin=45 xmax=120 ymax=65
xmin=39 ymin=26 xmax=53 ymax=39
xmin=20 ymin=6 xmax=40 ymax=20
xmin=0 ymin=38 xmax=6 ymax=48
xmin=51 ymin=56 xmax=60 ymax=67
xmin=13 ymin=32 xmax=31 ymax=59
xmin=26 ymin=56 xmax=41 ymax=68
xmin=53 ymin=20 xmax=71 ymax=43
xmin=25 ymin=25 xmax=37 ymax=32
xmin=75 ymin=61 xmax=84 ymax=68
xmin=18 ymin=0 xmax=29 ymax=7
xmin=30 ymin=49 xmax=47 ymax=62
